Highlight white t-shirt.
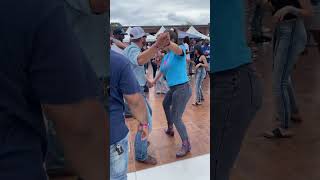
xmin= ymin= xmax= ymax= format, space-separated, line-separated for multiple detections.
xmin=184 ymin=43 xmax=190 ymax=60
xmin=111 ymin=43 xmax=124 ymax=55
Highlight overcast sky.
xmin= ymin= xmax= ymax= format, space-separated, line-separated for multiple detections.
xmin=110 ymin=0 xmax=210 ymax=26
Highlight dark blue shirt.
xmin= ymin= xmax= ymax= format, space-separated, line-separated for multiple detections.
xmin=64 ymin=0 xmax=108 ymax=78
xmin=0 ymin=1 xmax=99 ymax=179
xmin=211 ymin=0 xmax=252 ymax=73
xmin=110 ymin=50 xmax=140 ymax=145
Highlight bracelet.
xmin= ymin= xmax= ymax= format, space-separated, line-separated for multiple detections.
xmin=140 ymin=123 xmax=148 ymax=128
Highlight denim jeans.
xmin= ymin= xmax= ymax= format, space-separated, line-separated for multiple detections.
xmin=134 ymin=87 xmax=152 ymax=161
xmin=212 ymin=64 xmax=262 ymax=180
xmin=272 ymin=18 xmax=307 ymax=129
xmin=195 ymin=67 xmax=206 ymax=102
xmin=110 ymin=133 xmax=129 ymax=180
xmin=163 ymin=83 xmax=192 ymax=141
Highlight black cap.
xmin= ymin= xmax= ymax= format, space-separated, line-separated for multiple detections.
xmin=113 ymin=27 xmax=127 ymax=35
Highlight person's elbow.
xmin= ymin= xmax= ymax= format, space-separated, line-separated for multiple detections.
xmin=137 ymin=56 xmax=145 ymax=66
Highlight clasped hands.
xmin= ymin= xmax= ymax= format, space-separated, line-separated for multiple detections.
xmin=154 ymin=32 xmax=171 ymax=50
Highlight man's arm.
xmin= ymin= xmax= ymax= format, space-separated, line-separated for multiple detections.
xmin=42 ymin=99 xmax=107 ymax=180
xmin=124 ymin=93 xmax=148 ymax=125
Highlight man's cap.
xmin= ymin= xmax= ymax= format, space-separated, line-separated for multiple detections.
xmin=130 ymin=27 xmax=149 ymax=40
xmin=113 ymin=26 xmax=127 ymax=35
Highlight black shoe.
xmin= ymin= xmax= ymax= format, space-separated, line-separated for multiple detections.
xmin=137 ymin=155 xmax=158 ymax=165
xmin=164 ymin=128 xmax=174 ymax=137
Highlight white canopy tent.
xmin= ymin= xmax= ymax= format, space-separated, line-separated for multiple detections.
xmin=123 ymin=27 xmax=132 ymax=43
xmin=155 ymin=26 xmax=166 ymax=37
xmin=146 ymin=34 xmax=156 ymax=42
xmin=187 ymin=26 xmax=210 ymax=40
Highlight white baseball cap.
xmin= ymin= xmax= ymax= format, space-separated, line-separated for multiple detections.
xmin=130 ymin=27 xmax=149 ymax=40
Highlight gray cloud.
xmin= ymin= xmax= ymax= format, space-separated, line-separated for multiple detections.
xmin=110 ymin=0 xmax=210 ymax=26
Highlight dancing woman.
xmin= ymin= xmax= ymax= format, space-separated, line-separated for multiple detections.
xmin=149 ymin=29 xmax=192 ymax=157
xmin=264 ymin=0 xmax=313 ymax=138
xmin=192 ymin=45 xmax=209 ymax=105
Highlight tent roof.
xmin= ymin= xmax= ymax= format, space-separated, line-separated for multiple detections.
xmin=155 ymin=26 xmax=166 ymax=37
xmin=187 ymin=26 xmax=210 ymax=40
xmin=146 ymin=34 xmax=156 ymax=42
xmin=178 ymin=30 xmax=201 ymax=39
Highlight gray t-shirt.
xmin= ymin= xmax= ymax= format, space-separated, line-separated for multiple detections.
xmin=64 ymin=0 xmax=108 ymax=78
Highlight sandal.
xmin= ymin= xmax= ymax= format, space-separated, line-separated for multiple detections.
xmin=263 ymin=128 xmax=294 ymax=139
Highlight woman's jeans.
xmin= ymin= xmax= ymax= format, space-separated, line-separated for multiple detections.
xmin=272 ymin=18 xmax=307 ymax=129
xmin=195 ymin=67 xmax=206 ymax=102
xmin=212 ymin=64 xmax=262 ymax=180
xmin=110 ymin=133 xmax=129 ymax=180
xmin=163 ymin=83 xmax=192 ymax=141
xmin=134 ymin=87 xmax=152 ymax=161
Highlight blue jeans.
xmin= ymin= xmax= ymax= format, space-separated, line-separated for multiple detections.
xmin=163 ymin=83 xmax=191 ymax=141
xmin=110 ymin=133 xmax=129 ymax=180
xmin=195 ymin=67 xmax=206 ymax=102
xmin=272 ymin=18 xmax=307 ymax=129
xmin=134 ymin=87 xmax=152 ymax=161
xmin=212 ymin=64 xmax=262 ymax=180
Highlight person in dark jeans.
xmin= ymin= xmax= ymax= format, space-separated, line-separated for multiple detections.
xmin=262 ymin=0 xmax=313 ymax=138
xmin=212 ymin=1 xmax=263 ymax=179
xmin=150 ymin=29 xmax=192 ymax=157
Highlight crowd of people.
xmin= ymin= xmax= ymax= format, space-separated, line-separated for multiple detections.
xmin=110 ymin=25 xmax=210 ymax=180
